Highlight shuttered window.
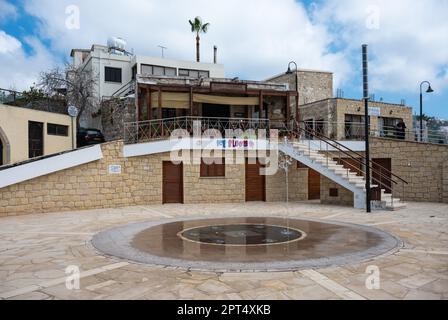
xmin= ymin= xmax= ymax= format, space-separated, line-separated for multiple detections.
xmin=200 ymin=158 xmax=225 ymax=177
xmin=105 ymin=67 xmax=122 ymax=83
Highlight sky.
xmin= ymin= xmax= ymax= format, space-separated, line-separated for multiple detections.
xmin=1 ymin=0 xmax=447 ymax=118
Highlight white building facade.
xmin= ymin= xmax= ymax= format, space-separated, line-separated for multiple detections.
xmin=71 ymin=40 xmax=225 ymax=129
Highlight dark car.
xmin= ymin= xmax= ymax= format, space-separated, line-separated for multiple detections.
xmin=77 ymin=128 xmax=105 ymax=147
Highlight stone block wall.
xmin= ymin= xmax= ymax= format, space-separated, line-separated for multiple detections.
xmin=266 ymin=161 xmax=308 ymax=202
xmin=0 ymin=141 xmax=309 ymax=217
xmin=100 ymin=97 xmax=136 ymax=141
xmin=320 ymin=176 xmax=354 ymax=206
xmin=443 ymin=161 xmax=448 ymax=203
xmin=370 ymin=137 xmax=448 ymax=202
xmin=334 ymin=99 xmax=414 ymax=140
xmin=184 ymin=160 xmax=245 ymax=204
xmin=268 ymin=71 xmax=333 ymax=105
xmin=0 ymin=141 xmax=163 ymax=217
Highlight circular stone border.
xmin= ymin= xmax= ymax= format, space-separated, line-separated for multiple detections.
xmin=177 ymin=223 xmax=307 ymax=246
xmin=91 ymin=216 xmax=404 ymax=272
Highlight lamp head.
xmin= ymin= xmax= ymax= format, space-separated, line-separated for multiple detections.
xmin=426 ymin=85 xmax=434 ymax=93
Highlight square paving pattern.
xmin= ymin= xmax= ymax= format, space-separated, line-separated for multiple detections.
xmin=0 ymin=202 xmax=447 ymax=300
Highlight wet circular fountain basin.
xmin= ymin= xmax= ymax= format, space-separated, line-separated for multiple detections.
xmin=179 ymin=223 xmax=305 ymax=246
xmin=92 ymin=217 xmax=402 ymax=272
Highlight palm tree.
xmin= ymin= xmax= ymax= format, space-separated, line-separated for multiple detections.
xmin=189 ymin=16 xmax=210 ymax=62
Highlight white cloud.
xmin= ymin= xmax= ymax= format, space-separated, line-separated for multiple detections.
xmin=22 ymin=0 xmax=351 ymax=88
xmin=312 ymin=0 xmax=448 ymax=94
xmin=0 ymin=32 xmax=57 ymax=90
xmin=0 ymin=0 xmax=18 ymax=21
xmin=0 ymin=30 xmax=21 ymax=53
xmin=1 ymin=0 xmax=447 ymax=99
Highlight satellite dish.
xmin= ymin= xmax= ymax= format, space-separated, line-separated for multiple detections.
xmin=68 ymin=105 xmax=79 ymax=117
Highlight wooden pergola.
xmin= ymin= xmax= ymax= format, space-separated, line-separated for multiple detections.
xmin=136 ymin=81 xmax=299 ymax=123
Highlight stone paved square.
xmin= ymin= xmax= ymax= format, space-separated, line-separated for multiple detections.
xmin=0 ymin=201 xmax=447 ymax=300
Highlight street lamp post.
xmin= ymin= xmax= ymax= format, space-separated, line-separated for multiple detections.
xmin=286 ymin=61 xmax=299 ymax=126
xmin=419 ymin=81 xmax=434 ymax=142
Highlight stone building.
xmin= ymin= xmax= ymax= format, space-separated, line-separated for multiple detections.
xmin=266 ymin=69 xmax=334 ymax=105
xmin=299 ymin=98 xmax=414 ymax=141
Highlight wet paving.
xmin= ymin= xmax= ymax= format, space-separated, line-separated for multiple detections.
xmin=91 ymin=216 xmax=401 ymax=271
xmin=1 ymin=202 xmax=447 ymax=299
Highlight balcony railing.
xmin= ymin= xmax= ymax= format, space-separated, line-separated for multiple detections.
xmin=124 ymin=116 xmax=273 ymax=144
xmin=304 ymin=121 xmax=448 ymax=145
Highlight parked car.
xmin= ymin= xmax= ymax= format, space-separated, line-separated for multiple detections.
xmin=77 ymin=128 xmax=105 ymax=147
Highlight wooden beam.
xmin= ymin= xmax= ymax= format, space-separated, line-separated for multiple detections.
xmin=158 ymin=88 xmax=162 ymax=119
xmin=147 ymin=88 xmax=152 ymax=120
xmin=137 ymin=89 xmax=142 ymax=121
xmin=138 ymin=83 xmax=297 ymax=97
xmin=189 ymin=87 xmax=193 ymax=116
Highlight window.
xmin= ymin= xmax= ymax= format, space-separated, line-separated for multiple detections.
xmin=379 ymin=117 xmax=403 ymax=138
xmin=344 ymin=114 xmax=369 ymax=139
xmin=178 ymin=68 xmax=209 ymax=78
xmin=47 ymin=123 xmax=69 ymax=136
xmin=329 ymin=188 xmax=339 ymax=197
xmin=141 ymin=64 xmax=176 ymax=76
xmin=200 ymin=158 xmax=225 ymax=177
xmin=105 ymin=67 xmax=122 ymax=83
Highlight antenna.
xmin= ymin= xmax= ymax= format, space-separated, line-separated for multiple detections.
xmin=158 ymin=45 xmax=167 ymax=58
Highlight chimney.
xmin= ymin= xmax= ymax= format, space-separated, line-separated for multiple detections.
xmin=213 ymin=46 xmax=217 ymax=64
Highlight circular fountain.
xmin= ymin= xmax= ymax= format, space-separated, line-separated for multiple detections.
xmin=92 ymin=217 xmax=402 ymax=272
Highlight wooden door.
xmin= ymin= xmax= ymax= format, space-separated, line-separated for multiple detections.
xmin=163 ymin=161 xmax=183 ymax=204
xmin=372 ymin=158 xmax=392 ymax=193
xmin=308 ymin=169 xmax=321 ymax=200
xmin=28 ymin=121 xmax=43 ymax=159
xmin=245 ymin=159 xmax=266 ymax=202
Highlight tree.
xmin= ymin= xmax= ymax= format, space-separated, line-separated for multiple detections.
xmin=38 ymin=64 xmax=97 ymax=128
xmin=189 ymin=16 xmax=210 ymax=62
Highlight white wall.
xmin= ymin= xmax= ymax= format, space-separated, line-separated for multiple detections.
xmin=134 ymin=56 xmax=225 ymax=78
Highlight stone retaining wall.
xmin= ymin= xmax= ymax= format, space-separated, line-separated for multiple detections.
xmin=0 ymin=141 xmax=307 ymax=216
xmin=100 ymin=98 xmax=136 ymax=141
xmin=370 ymin=137 xmax=448 ymax=203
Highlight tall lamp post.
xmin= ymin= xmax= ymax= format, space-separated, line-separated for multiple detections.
xmin=419 ymin=81 xmax=434 ymax=142
xmin=286 ymin=61 xmax=299 ymax=125
xmin=362 ymin=45 xmax=371 ymax=213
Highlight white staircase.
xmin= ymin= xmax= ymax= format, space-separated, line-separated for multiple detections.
xmin=279 ymin=140 xmax=406 ymax=210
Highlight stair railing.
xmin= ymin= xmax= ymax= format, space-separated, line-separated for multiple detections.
xmin=283 ymin=121 xmax=408 ymax=207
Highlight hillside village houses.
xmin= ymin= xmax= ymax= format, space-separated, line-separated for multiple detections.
xmin=0 ymin=38 xmax=447 ymax=218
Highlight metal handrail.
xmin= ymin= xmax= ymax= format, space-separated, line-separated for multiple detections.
xmin=294 ymin=122 xmax=408 ymax=185
xmin=124 ymin=116 xmax=271 ymax=144
xmin=111 ymin=79 xmax=135 ymax=98
xmin=302 ymin=120 xmax=448 ymax=144
xmin=287 ymin=124 xmax=404 ymax=193
xmin=282 ymin=123 xmax=408 ymax=206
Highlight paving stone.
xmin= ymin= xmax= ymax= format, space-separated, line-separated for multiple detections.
xmin=0 ymin=202 xmax=447 ymax=300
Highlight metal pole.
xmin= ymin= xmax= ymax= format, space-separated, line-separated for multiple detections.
xmin=362 ymin=44 xmax=371 ymax=213
xmin=71 ymin=117 xmax=75 ymax=150
xmin=420 ymin=91 xmax=423 ymax=142
xmin=296 ymin=72 xmax=299 ymax=124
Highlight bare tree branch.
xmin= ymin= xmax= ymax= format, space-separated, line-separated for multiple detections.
xmin=38 ymin=63 xmax=98 ymax=128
